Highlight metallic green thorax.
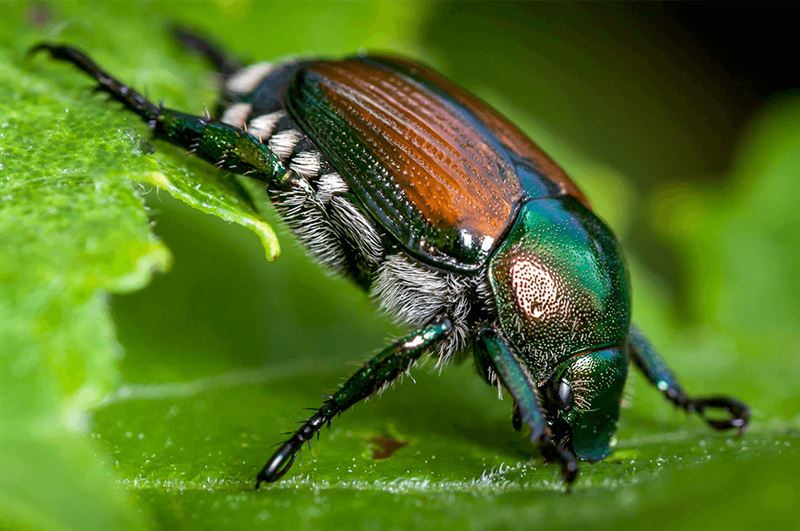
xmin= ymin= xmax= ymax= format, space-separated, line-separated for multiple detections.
xmin=488 ymin=197 xmax=631 ymax=379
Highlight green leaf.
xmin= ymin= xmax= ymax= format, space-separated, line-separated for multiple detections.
xmin=0 ymin=0 xmax=287 ymax=527
xmin=2 ymin=1 xmax=798 ymax=530
xmin=0 ymin=34 xmax=166 ymax=530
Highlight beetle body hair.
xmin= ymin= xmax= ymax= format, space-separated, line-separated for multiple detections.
xmin=272 ymin=181 xmax=349 ymax=273
xmin=225 ymin=61 xmax=277 ymax=94
xmin=371 ymin=253 xmax=490 ymax=364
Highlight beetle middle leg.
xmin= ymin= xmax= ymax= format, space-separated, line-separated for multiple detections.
xmin=256 ymin=318 xmax=453 ymax=488
xmin=477 ymin=328 xmax=579 ymax=485
xmin=627 ymin=325 xmax=750 ymax=433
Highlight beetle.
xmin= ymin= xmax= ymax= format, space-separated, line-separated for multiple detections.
xmin=31 ymin=27 xmax=749 ymax=488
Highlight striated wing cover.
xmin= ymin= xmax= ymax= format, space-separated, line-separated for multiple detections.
xmin=284 ymin=56 xmax=587 ymax=272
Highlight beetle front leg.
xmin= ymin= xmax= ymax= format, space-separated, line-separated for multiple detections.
xmin=477 ymin=328 xmax=579 ymax=485
xmin=628 ymin=325 xmax=750 ymax=434
xmin=30 ymin=43 xmax=288 ymax=186
xmin=256 ymin=318 xmax=453 ymax=488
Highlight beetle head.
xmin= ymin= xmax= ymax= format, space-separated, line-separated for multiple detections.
xmin=488 ymin=197 xmax=631 ymax=459
xmin=544 ymin=347 xmax=628 ymax=460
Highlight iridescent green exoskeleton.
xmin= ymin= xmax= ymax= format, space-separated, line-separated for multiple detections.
xmin=30 ymin=28 xmax=750 ymax=489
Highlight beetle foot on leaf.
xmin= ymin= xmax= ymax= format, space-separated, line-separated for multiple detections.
xmin=541 ymin=440 xmax=579 ymax=488
xmin=255 ymin=443 xmax=297 ymax=489
xmin=686 ymin=396 xmax=750 ymax=435
xmin=555 ymin=445 xmax=579 ymax=489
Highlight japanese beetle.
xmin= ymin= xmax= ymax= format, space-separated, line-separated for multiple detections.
xmin=30 ymin=27 xmax=750 ymax=488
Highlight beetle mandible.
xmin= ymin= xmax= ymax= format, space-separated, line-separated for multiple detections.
xmin=30 ymin=27 xmax=750 ymax=488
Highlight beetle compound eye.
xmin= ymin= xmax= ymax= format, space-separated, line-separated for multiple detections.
xmin=557 ymin=379 xmax=574 ymax=412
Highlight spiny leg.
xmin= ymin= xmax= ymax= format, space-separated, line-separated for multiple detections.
xmin=474 ymin=348 xmax=524 ymax=433
xmin=30 ymin=43 xmax=287 ymax=187
xmin=171 ymin=24 xmax=242 ymax=80
xmin=256 ymin=318 xmax=453 ymax=488
xmin=477 ymin=328 xmax=578 ymax=485
xmin=474 ymin=343 xmax=523 ymax=432
xmin=628 ymin=325 xmax=749 ymax=433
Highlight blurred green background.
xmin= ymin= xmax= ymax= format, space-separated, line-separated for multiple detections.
xmin=1 ymin=1 xmax=797 ymax=530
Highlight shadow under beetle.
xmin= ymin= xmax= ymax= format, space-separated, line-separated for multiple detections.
xmin=31 ymin=27 xmax=750 ymax=488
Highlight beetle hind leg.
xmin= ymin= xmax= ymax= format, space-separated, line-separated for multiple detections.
xmin=627 ymin=325 xmax=750 ymax=434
